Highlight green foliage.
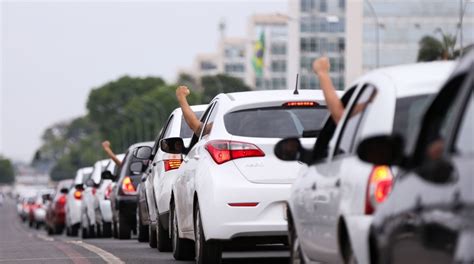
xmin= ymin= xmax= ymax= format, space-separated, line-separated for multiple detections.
xmin=201 ymin=74 xmax=251 ymax=103
xmin=0 ymin=156 xmax=15 ymax=184
xmin=417 ymin=33 xmax=457 ymax=62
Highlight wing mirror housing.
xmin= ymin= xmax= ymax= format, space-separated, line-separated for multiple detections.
xmin=356 ymin=135 xmax=405 ymax=166
xmin=274 ymin=138 xmax=313 ymax=165
xmin=130 ymin=161 xmax=144 ymax=175
xmin=59 ymin=188 xmax=69 ymax=194
xmin=101 ymin=170 xmax=115 ymax=180
xmin=160 ymin=137 xmax=185 ymax=154
xmin=134 ymin=146 xmax=152 ymax=160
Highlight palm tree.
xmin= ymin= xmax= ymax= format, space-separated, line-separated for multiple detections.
xmin=417 ymin=31 xmax=457 ymax=62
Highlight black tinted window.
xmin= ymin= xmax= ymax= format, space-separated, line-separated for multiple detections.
xmin=393 ymin=95 xmax=431 ymax=138
xmin=455 ymin=92 xmax=474 ymax=155
xmin=224 ymin=106 xmax=328 ymax=138
xmin=180 ymin=111 xmax=204 ymax=138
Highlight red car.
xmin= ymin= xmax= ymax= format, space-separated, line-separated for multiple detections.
xmin=45 ymin=180 xmax=73 ymax=235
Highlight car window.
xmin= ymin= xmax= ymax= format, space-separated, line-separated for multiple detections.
xmin=393 ymin=95 xmax=432 ymax=139
xmin=334 ymin=84 xmax=377 ymax=156
xmin=454 ymin=92 xmax=474 ymax=156
xmin=187 ymin=103 xmax=215 ymax=152
xmin=224 ymin=105 xmax=328 ymax=138
xmin=200 ymin=103 xmax=218 ymax=139
xmin=180 ymin=111 xmax=204 ymax=138
xmin=312 ymin=86 xmax=356 ymax=161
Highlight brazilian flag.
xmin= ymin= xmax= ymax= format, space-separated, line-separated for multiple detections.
xmin=252 ymin=31 xmax=265 ymax=77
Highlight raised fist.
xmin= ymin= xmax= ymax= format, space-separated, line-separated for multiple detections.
xmin=312 ymin=57 xmax=331 ymax=76
xmin=102 ymin=140 xmax=111 ymax=149
xmin=176 ymin=86 xmax=190 ymax=99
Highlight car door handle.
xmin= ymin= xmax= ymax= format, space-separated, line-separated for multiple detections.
xmin=194 ymin=155 xmax=200 ymax=160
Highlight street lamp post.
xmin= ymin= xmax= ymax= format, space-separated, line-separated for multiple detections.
xmin=365 ymin=0 xmax=380 ymax=68
xmin=459 ymin=0 xmax=474 ymax=56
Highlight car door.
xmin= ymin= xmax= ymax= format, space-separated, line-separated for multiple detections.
xmin=177 ymin=102 xmax=216 ymax=232
xmin=308 ymin=84 xmax=377 ymax=262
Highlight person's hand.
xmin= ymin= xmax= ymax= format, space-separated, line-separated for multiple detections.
xmin=312 ymin=57 xmax=330 ymax=76
xmin=102 ymin=140 xmax=111 ymax=150
xmin=176 ymin=86 xmax=190 ymax=100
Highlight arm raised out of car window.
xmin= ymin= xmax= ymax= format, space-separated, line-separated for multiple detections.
xmin=102 ymin=141 xmax=122 ymax=167
xmin=313 ymin=57 xmax=344 ymax=124
xmin=176 ymin=86 xmax=202 ymax=135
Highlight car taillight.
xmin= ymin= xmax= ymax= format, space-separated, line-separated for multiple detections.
xmin=164 ymin=159 xmax=182 ymax=171
xmin=92 ymin=187 xmax=97 ymax=195
xmin=282 ymin=101 xmax=318 ymax=107
xmin=105 ymin=185 xmax=113 ymax=200
xmin=74 ymin=190 xmax=82 ymax=200
xmin=121 ymin=176 xmax=137 ymax=195
xmin=365 ymin=165 xmax=393 ymax=215
xmin=57 ymin=195 xmax=67 ymax=208
xmin=205 ymin=140 xmax=265 ymax=165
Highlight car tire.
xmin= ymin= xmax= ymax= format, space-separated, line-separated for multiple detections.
xmin=171 ymin=203 xmax=194 ymax=260
xmin=70 ymin=224 xmax=79 ymax=237
xmin=157 ymin=213 xmax=172 ymax=252
xmin=117 ymin=213 xmax=131 ymax=240
xmin=137 ymin=209 xmax=149 ymax=242
xmin=102 ymin=222 xmax=112 ymax=238
xmin=55 ymin=225 xmax=63 ymax=235
xmin=112 ymin=220 xmax=118 ymax=238
xmin=344 ymin=242 xmax=358 ymax=264
xmin=96 ymin=223 xmax=102 ymax=238
xmin=47 ymin=226 xmax=54 ymax=236
xmin=194 ymin=204 xmax=222 ymax=264
xmin=149 ymin=224 xmax=158 ymax=248
xmin=35 ymin=222 xmax=41 ymax=230
xmin=290 ymin=226 xmax=305 ymax=264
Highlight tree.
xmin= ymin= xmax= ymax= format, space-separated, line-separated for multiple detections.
xmin=177 ymin=73 xmax=201 ymax=92
xmin=200 ymin=74 xmax=251 ymax=103
xmin=417 ymin=33 xmax=457 ymax=62
xmin=0 ymin=156 xmax=15 ymax=184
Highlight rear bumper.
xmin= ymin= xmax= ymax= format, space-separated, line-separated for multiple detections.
xmin=67 ymin=201 xmax=82 ymax=226
xmin=34 ymin=209 xmax=46 ymax=222
xmin=115 ymin=195 xmax=137 ymax=216
xmin=99 ymin=200 xmax=113 ymax=223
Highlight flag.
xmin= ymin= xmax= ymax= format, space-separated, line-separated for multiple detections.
xmin=252 ymin=31 xmax=265 ymax=77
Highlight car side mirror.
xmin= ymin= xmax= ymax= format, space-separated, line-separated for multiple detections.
xmin=274 ymin=138 xmax=312 ymax=165
xmin=357 ymin=135 xmax=405 ymax=166
xmin=42 ymin=193 xmax=52 ymax=201
xmin=85 ymin=178 xmax=95 ymax=187
xmin=160 ymin=137 xmax=185 ymax=154
xmin=60 ymin=188 xmax=69 ymax=194
xmin=134 ymin=146 xmax=152 ymax=160
xmin=130 ymin=161 xmax=144 ymax=175
xmin=75 ymin=184 xmax=84 ymax=191
xmin=101 ymin=170 xmax=115 ymax=180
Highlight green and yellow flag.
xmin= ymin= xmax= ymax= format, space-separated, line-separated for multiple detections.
xmin=252 ymin=31 xmax=265 ymax=77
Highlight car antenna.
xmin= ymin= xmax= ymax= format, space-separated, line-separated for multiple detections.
xmin=293 ymin=73 xmax=299 ymax=95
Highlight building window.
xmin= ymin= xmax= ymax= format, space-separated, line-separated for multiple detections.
xmin=201 ymin=61 xmax=217 ymax=70
xmin=320 ymin=0 xmax=327 ymax=12
xmin=225 ymin=63 xmax=245 ymax=73
xmin=301 ymin=37 xmax=308 ymax=52
xmin=271 ymin=43 xmax=287 ymax=55
xmin=310 ymin=37 xmax=318 ymax=52
xmin=271 ymin=60 xmax=287 ymax=73
xmin=320 ymin=38 xmax=328 ymax=53
xmin=339 ymin=0 xmax=345 ymax=10
xmin=272 ymin=78 xmax=287 ymax=89
xmin=301 ymin=0 xmax=315 ymax=12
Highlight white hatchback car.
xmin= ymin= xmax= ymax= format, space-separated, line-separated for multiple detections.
xmin=274 ymin=62 xmax=454 ymax=264
xmin=66 ymin=166 xmax=93 ymax=236
xmin=169 ymin=90 xmax=332 ymax=263
xmin=81 ymin=158 xmax=113 ymax=238
xmin=143 ymin=104 xmax=207 ymax=251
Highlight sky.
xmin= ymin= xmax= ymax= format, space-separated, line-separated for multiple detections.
xmin=0 ymin=0 xmax=287 ymax=162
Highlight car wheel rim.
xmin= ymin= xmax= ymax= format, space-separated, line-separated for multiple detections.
xmin=292 ymin=233 xmax=302 ymax=264
xmin=195 ymin=208 xmax=201 ymax=259
xmin=172 ymin=209 xmax=178 ymax=251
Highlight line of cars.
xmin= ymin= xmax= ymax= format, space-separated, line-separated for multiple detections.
xmin=15 ymin=52 xmax=473 ymax=264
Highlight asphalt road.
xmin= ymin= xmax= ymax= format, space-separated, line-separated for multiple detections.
xmin=0 ymin=198 xmax=289 ymax=264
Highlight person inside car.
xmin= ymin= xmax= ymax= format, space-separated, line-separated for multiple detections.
xmin=176 ymin=86 xmax=212 ymax=136
xmin=102 ymin=140 xmax=122 ymax=167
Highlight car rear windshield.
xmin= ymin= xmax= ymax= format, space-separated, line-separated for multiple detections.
xmin=180 ymin=111 xmax=204 ymax=138
xmin=393 ymin=95 xmax=431 ymax=138
xmin=224 ymin=106 xmax=328 ymax=138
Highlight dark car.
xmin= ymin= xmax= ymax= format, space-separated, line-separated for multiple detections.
xmin=357 ymin=51 xmax=474 ymax=263
xmin=106 ymin=141 xmax=153 ymax=240
xmin=45 ymin=179 xmax=74 ymax=235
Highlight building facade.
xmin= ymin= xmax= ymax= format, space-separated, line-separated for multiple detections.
xmin=288 ymin=0 xmax=346 ymax=90
xmin=345 ymin=0 xmax=474 ymax=85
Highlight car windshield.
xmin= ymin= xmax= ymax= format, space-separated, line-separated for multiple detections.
xmin=393 ymin=95 xmax=432 ymax=138
xmin=180 ymin=111 xmax=204 ymax=138
xmin=224 ymin=106 xmax=328 ymax=138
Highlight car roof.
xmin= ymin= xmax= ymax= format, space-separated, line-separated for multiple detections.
xmin=222 ymin=89 xmax=339 ymax=106
xmin=354 ymin=61 xmax=455 ymax=98
xmin=127 ymin=141 xmax=154 ymax=151
xmin=171 ymin=104 xmax=208 ymax=116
